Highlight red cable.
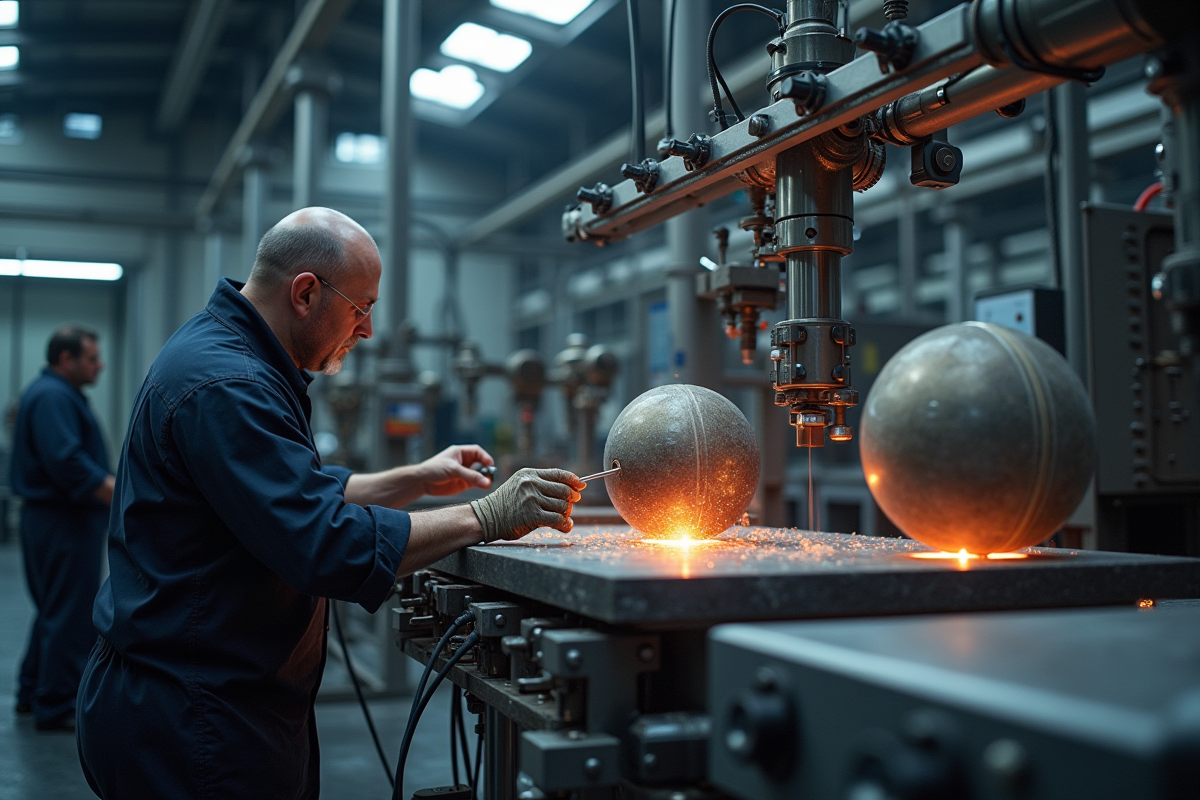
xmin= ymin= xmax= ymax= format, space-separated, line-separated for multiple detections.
xmin=1134 ymin=182 xmax=1163 ymax=212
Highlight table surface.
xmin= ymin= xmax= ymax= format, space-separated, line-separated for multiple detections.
xmin=430 ymin=526 xmax=1200 ymax=628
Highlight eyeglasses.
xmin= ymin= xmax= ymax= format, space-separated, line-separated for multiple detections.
xmin=316 ymin=275 xmax=374 ymax=320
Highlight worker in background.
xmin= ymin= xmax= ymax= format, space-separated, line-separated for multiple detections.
xmin=9 ymin=325 xmax=114 ymax=732
xmin=76 ymin=207 xmax=583 ymax=799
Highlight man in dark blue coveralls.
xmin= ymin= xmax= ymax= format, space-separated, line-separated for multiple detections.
xmin=76 ymin=207 xmax=584 ymax=799
xmin=10 ymin=325 xmax=115 ymax=732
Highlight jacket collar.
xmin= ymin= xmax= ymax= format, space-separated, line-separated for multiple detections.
xmin=41 ymin=366 xmax=85 ymax=396
xmin=205 ymin=278 xmax=313 ymax=397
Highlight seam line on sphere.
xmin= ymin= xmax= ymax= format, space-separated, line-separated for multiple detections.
xmin=987 ymin=324 xmax=1054 ymax=551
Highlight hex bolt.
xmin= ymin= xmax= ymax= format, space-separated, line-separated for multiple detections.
xmin=565 ymin=648 xmax=583 ymax=668
xmin=747 ymin=114 xmax=770 ymax=137
xmin=583 ymin=757 xmax=602 ymax=780
xmin=494 ymin=614 xmax=507 ymax=628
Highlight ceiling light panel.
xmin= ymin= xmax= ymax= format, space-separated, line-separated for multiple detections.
xmin=63 ymin=112 xmax=103 ymax=139
xmin=489 ymin=0 xmax=595 ymax=25
xmin=0 ymin=259 xmax=123 ymax=281
xmin=440 ymin=22 xmax=532 ymax=73
xmin=410 ymin=65 xmax=486 ymax=110
xmin=0 ymin=45 xmax=17 ymax=70
xmin=0 ymin=2 xmax=17 ymax=29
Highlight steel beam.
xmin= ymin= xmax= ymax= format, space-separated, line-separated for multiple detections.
xmin=195 ymin=0 xmax=354 ymax=220
xmin=155 ymin=0 xmax=233 ymax=134
xmin=566 ymin=5 xmax=980 ymax=245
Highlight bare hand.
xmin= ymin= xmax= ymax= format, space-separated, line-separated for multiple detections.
xmin=416 ymin=445 xmax=494 ymax=496
xmin=93 ymin=475 xmax=116 ymax=506
xmin=469 ymin=468 xmax=584 ymax=542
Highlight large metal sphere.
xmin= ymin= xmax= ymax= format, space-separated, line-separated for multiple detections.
xmin=860 ymin=322 xmax=1096 ymax=554
xmin=603 ymin=385 xmax=760 ymax=539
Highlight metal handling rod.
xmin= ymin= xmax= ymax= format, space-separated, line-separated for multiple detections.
xmin=579 ymin=463 xmax=622 ymax=484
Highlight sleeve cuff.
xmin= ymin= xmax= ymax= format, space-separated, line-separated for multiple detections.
xmin=350 ymin=506 xmax=410 ymax=613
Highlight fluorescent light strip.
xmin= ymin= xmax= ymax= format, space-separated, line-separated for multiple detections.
xmin=0 ymin=2 xmax=17 ymax=29
xmin=0 ymin=259 xmax=123 ymax=281
xmin=440 ymin=22 xmax=532 ymax=73
xmin=0 ymin=45 xmax=18 ymax=70
xmin=410 ymin=65 xmax=485 ymax=110
xmin=489 ymin=0 xmax=595 ymax=25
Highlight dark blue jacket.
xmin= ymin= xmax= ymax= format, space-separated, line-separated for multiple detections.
xmin=79 ymin=279 xmax=410 ymax=799
xmin=10 ymin=368 xmax=109 ymax=505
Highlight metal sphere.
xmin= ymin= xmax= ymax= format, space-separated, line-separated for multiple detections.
xmin=603 ymin=385 xmax=760 ymax=539
xmin=860 ymin=322 xmax=1096 ymax=554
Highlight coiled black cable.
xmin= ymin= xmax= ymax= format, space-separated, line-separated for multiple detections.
xmin=626 ymin=0 xmax=646 ymax=164
xmin=393 ymin=631 xmax=482 ymax=800
xmin=661 ymin=0 xmax=678 ymax=151
xmin=330 ymin=601 xmax=393 ymax=788
xmin=707 ymin=4 xmax=786 ymax=129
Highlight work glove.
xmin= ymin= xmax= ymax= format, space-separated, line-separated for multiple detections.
xmin=470 ymin=468 xmax=585 ymax=542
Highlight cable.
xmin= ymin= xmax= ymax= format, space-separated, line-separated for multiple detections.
xmin=330 ymin=601 xmax=393 ymax=788
xmin=626 ymin=0 xmax=646 ymax=165
xmin=707 ymin=4 xmax=785 ymax=129
xmin=1042 ymin=92 xmax=1063 ymax=290
xmin=450 ymin=687 xmax=460 ymax=787
xmin=661 ymin=0 xmax=677 ymax=148
xmin=1134 ymin=182 xmax=1163 ymax=212
xmin=393 ymin=632 xmax=482 ymax=800
xmin=393 ymin=611 xmax=475 ymax=798
xmin=455 ymin=689 xmax=473 ymax=787
xmin=472 ymin=724 xmax=483 ymax=800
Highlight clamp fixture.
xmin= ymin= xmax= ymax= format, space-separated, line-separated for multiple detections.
xmin=853 ymin=20 xmax=920 ymax=74
xmin=664 ymin=134 xmax=712 ymax=171
xmin=576 ymin=182 xmax=614 ymax=214
xmin=779 ymin=72 xmax=828 ymax=116
xmin=620 ymin=158 xmax=660 ymax=194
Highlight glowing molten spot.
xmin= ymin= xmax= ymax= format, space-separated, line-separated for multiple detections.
xmin=909 ymin=549 xmax=1030 ymax=563
xmin=1138 ymin=598 xmax=1155 ymax=609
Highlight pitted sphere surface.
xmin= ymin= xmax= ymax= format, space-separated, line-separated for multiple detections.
xmin=603 ymin=384 xmax=760 ymax=539
xmin=860 ymin=322 xmax=1096 ymax=553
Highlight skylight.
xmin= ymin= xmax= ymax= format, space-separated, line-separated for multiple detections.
xmin=0 ymin=45 xmax=17 ymax=70
xmin=63 ymin=112 xmax=103 ymax=140
xmin=440 ymin=22 xmax=532 ymax=73
xmin=0 ymin=259 xmax=123 ymax=281
xmin=489 ymin=0 xmax=595 ymax=25
xmin=410 ymin=65 xmax=485 ymax=110
xmin=0 ymin=2 xmax=17 ymax=29
xmin=334 ymin=132 xmax=384 ymax=164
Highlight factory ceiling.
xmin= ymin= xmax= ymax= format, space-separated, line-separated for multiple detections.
xmin=0 ymin=0 xmax=821 ymax=209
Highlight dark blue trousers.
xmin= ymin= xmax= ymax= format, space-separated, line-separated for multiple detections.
xmin=16 ymin=502 xmax=106 ymax=725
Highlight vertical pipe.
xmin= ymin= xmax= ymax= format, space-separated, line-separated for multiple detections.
xmin=382 ymin=0 xmax=417 ymax=336
xmin=204 ymin=230 xmax=225 ymax=291
xmin=897 ymin=192 xmax=918 ymax=318
xmin=942 ymin=208 xmax=967 ymax=322
xmin=293 ymin=89 xmax=328 ymax=209
xmin=1054 ymin=82 xmax=1091 ymax=384
xmin=483 ymin=706 xmax=517 ymax=800
xmin=664 ymin=0 xmax=718 ymax=389
xmin=242 ymin=163 xmax=267 ymax=282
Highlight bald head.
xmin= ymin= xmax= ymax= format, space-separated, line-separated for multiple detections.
xmin=248 ymin=207 xmax=379 ymax=290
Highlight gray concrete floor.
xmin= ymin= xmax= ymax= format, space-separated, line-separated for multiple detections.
xmin=0 ymin=540 xmax=460 ymax=800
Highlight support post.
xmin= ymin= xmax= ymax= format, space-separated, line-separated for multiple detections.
xmin=293 ymin=90 xmax=328 ymax=209
xmin=240 ymin=146 xmax=272 ymax=281
xmin=382 ymin=0 xmax=417 ymax=335
xmin=1053 ymin=82 xmax=1091 ymax=384
xmin=941 ymin=206 xmax=968 ymax=322
xmin=664 ymin=0 xmax=718 ymax=389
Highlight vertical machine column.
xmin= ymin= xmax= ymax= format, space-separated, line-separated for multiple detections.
xmin=769 ymin=0 xmax=859 ymax=448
